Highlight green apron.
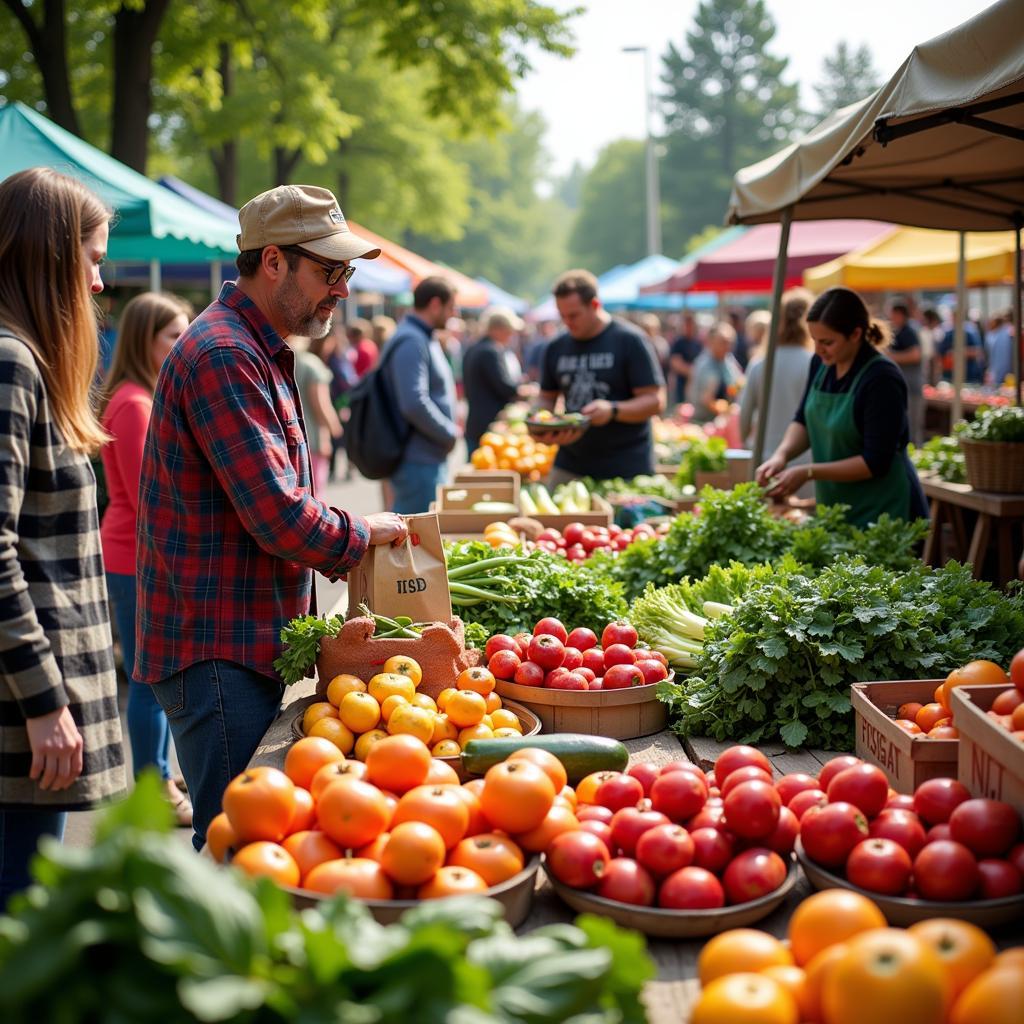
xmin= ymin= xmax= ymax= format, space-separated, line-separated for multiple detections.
xmin=804 ymin=356 xmax=910 ymax=527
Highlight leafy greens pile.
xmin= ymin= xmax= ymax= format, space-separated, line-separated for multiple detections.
xmin=0 ymin=775 xmax=653 ymax=1024
xmin=909 ymin=434 xmax=966 ymax=483
xmin=658 ymin=559 xmax=1024 ymax=751
xmin=957 ymin=404 xmax=1024 ymax=442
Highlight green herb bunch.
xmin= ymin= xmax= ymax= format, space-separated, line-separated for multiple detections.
xmin=673 ymin=435 xmax=728 ymax=487
xmin=956 ymin=404 xmax=1024 ymax=443
xmin=909 ymin=434 xmax=966 ymax=483
xmin=274 ymin=614 xmax=344 ymax=685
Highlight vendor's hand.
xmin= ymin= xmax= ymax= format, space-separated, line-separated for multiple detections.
xmin=755 ymin=454 xmax=787 ymax=487
xmin=26 ymin=706 xmax=83 ymax=791
xmin=764 ymin=465 xmax=810 ymax=500
xmin=581 ymin=399 xmax=613 ymax=426
xmin=366 ymin=512 xmax=409 ymax=545
xmin=531 ymin=427 xmax=586 ymax=446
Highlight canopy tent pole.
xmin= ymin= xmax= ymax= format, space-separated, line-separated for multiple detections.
xmin=751 ymin=207 xmax=793 ymax=474
xmin=952 ymin=232 xmax=966 ymax=425
xmin=149 ymin=260 xmax=161 ymax=293
xmin=210 ymin=260 xmax=222 ymax=298
xmin=1015 ymin=221 xmax=1022 ymax=406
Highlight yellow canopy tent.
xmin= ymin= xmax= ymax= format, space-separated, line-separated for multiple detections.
xmin=804 ymin=227 xmax=1023 ymax=292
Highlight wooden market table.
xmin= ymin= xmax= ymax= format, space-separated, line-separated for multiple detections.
xmin=920 ymin=476 xmax=1024 ymax=587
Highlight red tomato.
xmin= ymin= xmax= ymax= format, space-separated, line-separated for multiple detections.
xmin=660 ymin=760 xmax=708 ymax=780
xmin=1010 ymin=647 xmax=1024 ymax=693
xmin=722 ymin=847 xmax=787 ymax=904
xmin=775 ymin=773 xmax=820 ymax=807
xmin=913 ymin=777 xmax=971 ymax=825
xmin=883 ymin=793 xmax=917 ymax=813
xmin=976 ymin=858 xmax=1023 ymax=899
xmin=626 ymin=761 xmax=661 ymax=796
xmin=869 ymin=809 xmax=927 ymax=858
xmin=650 ymin=769 xmax=708 ymax=822
xmin=800 ymin=802 xmax=869 ymax=868
xmin=763 ymin=806 xmax=800 ymax=856
xmin=816 ymin=755 xmax=863 ymax=792
xmin=594 ymin=773 xmax=645 ymax=813
xmin=577 ymin=804 xmax=613 ymax=824
xmin=487 ymin=650 xmax=520 ymax=680
xmin=533 ymin=617 xmax=568 ymax=643
xmin=1008 ymin=842 xmax=1024 ymax=876
xmin=925 ymin=822 xmax=953 ymax=844
xmin=578 ymin=819 xmax=614 ymax=849
xmin=720 ymin=765 xmax=774 ymax=797
xmin=948 ymin=798 xmax=1021 ymax=858
xmin=608 ymin=807 xmax=671 ymax=857
xmin=846 ymin=837 xmax=913 ymax=896
xmin=826 ymin=764 xmax=890 ymax=819
xmin=566 ymin=627 xmax=597 ymax=652
xmin=601 ymin=621 xmax=638 ymax=649
xmin=658 ymin=865 xmax=725 ymax=909
xmin=596 ymin=857 xmax=656 ymax=906
xmin=484 ymin=634 xmax=519 ymax=660
xmin=603 ymin=643 xmax=637 ymax=668
xmin=687 ymin=804 xmax=727 ymax=831
xmin=635 ymin=823 xmax=695 ymax=877
xmin=602 ymin=663 xmax=644 ymax=689
xmin=788 ymin=788 xmax=828 ymax=821
xmin=722 ymin=780 xmax=781 ymax=840
xmin=546 ymin=830 xmax=611 ymax=889
xmin=714 ymin=745 xmax=772 ymax=788
xmin=528 ymin=634 xmax=565 ymax=670
xmin=690 ymin=827 xmax=736 ymax=874
xmin=912 ymin=840 xmax=979 ymax=901
xmin=560 ymin=646 xmax=584 ymax=671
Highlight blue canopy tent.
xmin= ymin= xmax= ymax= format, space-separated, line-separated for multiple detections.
xmin=470 ymin=277 xmax=530 ymax=314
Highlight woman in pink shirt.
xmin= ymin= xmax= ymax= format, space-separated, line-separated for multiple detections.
xmin=99 ymin=292 xmax=192 ymax=824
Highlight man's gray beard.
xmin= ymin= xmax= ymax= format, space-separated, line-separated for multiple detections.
xmin=277 ymin=274 xmax=332 ymax=338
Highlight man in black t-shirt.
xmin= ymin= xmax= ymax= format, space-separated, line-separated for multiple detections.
xmin=536 ymin=269 xmax=665 ymax=481
xmin=669 ymin=312 xmax=703 ymax=404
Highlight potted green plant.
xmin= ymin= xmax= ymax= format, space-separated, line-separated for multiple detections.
xmin=955 ymin=405 xmax=1024 ymax=493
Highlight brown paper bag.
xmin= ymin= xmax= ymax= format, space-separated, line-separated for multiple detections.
xmin=347 ymin=512 xmax=453 ymax=623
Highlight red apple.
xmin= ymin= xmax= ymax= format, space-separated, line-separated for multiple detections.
xmin=566 ymin=627 xmax=598 ymax=652
xmin=528 ymin=634 xmax=565 ymax=670
xmin=513 ymin=661 xmax=544 ymax=687
xmin=602 ymin=621 xmax=639 ymax=649
xmin=544 ymin=667 xmax=572 ymax=688
xmin=576 ymin=667 xmax=596 ymax=684
xmin=550 ymin=670 xmax=588 ymax=690
xmin=560 ymin=646 xmax=584 ymax=671
xmin=562 ymin=522 xmax=586 ymax=546
xmin=635 ymin=659 xmax=669 ymax=684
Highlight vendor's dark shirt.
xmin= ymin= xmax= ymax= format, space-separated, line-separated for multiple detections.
xmin=890 ymin=322 xmax=923 ymax=391
xmin=794 ymin=346 xmax=927 ymax=520
xmin=670 ymin=334 xmax=703 ymax=402
xmin=462 ymin=336 xmax=520 ymax=453
xmin=541 ymin=318 xmax=663 ymax=478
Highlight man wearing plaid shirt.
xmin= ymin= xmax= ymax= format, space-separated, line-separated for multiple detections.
xmin=136 ymin=185 xmax=408 ymax=850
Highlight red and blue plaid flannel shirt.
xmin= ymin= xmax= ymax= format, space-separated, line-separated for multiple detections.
xmin=135 ymin=282 xmax=370 ymax=683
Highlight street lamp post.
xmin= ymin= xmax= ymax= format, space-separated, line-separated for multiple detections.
xmin=623 ymin=45 xmax=661 ymax=257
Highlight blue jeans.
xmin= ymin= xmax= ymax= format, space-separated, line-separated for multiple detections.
xmin=390 ymin=459 xmax=447 ymax=514
xmin=0 ymin=808 xmax=66 ymax=907
xmin=151 ymin=660 xmax=284 ymax=852
xmin=107 ymin=571 xmax=170 ymax=781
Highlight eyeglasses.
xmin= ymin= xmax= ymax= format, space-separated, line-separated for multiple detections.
xmin=280 ymin=245 xmax=355 ymax=286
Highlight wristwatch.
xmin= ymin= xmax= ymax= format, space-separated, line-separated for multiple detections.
xmin=610 ymin=401 xmax=619 ymax=422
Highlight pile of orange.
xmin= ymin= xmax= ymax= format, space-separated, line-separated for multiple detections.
xmin=470 ymin=430 xmax=556 ymax=479
xmin=302 ymin=658 xmax=523 ymax=760
xmin=691 ymin=889 xmax=1023 ymax=1024
xmin=212 ymin=739 xmax=578 ymax=902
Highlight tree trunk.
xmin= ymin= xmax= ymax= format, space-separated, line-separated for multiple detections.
xmin=1 ymin=0 xmax=81 ymax=136
xmin=210 ymin=43 xmax=238 ymax=205
xmin=273 ymin=145 xmax=302 ymax=185
xmin=335 ymin=140 xmax=349 ymax=209
xmin=109 ymin=0 xmax=172 ymax=172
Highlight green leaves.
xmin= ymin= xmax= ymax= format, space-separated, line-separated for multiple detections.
xmin=956 ymin=404 xmax=1024 ymax=442
xmin=909 ymin=434 xmax=966 ymax=483
xmin=274 ymin=614 xmax=344 ymax=685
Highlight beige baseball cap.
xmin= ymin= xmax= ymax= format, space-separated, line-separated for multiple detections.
xmin=236 ymin=184 xmax=381 ymax=261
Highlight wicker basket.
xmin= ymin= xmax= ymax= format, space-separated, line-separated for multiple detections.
xmin=959 ymin=438 xmax=1024 ymax=494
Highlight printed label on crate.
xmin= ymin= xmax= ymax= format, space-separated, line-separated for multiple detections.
xmin=859 ymin=717 xmax=901 ymax=778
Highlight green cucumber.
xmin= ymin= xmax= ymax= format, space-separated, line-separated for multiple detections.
xmin=460 ymin=733 xmax=629 ymax=782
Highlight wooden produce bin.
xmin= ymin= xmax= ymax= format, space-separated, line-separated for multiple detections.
xmin=529 ymin=493 xmax=614 ymax=531
xmin=694 ymin=470 xmax=731 ymax=491
xmin=851 ymin=680 xmax=957 ymax=792
xmin=452 ymin=468 xmax=523 ymax=488
xmin=951 ymin=684 xmax=1024 ymax=817
xmin=434 ymin=479 xmax=520 ymax=535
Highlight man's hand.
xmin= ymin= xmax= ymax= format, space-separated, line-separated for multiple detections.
xmin=531 ymin=427 xmax=586 ymax=446
xmin=27 ymin=706 xmax=83 ymax=791
xmin=366 ymin=512 xmax=409 ymax=545
xmin=581 ymin=399 xmax=613 ymax=426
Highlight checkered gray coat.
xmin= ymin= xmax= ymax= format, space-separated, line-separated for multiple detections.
xmin=0 ymin=331 xmax=126 ymax=808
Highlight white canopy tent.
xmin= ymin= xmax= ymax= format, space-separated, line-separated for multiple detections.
xmin=727 ymin=0 xmax=1024 ymax=465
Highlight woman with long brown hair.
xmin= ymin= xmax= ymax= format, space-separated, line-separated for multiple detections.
xmin=0 ymin=168 xmax=127 ymax=903
xmin=99 ymin=292 xmax=192 ymax=825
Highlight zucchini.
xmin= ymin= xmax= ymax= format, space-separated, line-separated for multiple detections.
xmin=460 ymin=733 xmax=629 ymax=782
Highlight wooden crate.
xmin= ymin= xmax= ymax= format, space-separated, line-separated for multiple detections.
xmin=434 ymin=479 xmax=520 ymax=535
xmin=951 ymin=684 xmax=1024 ymax=817
xmin=493 ymin=679 xmax=667 ymax=740
xmin=851 ymin=680 xmax=958 ymax=792
xmin=452 ymin=467 xmax=523 ymax=488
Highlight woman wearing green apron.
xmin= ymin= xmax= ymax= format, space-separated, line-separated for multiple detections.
xmin=755 ymin=287 xmax=927 ymax=527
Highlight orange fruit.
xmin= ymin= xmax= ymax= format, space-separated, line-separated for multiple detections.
xmin=908 ymin=919 xmax=996 ymax=1000
xmin=302 ymin=701 xmax=339 ymax=734
xmin=368 ymin=672 xmax=416 ymax=704
xmin=451 ymin=786 xmax=489 ymax=837
xmin=480 ymin=760 xmax=556 ymax=833
xmin=418 ymin=865 xmax=488 ymax=899
xmin=462 ymin=777 xmax=486 ymax=800
xmin=821 ymin=929 xmax=947 ymax=1024
xmin=458 ymin=724 xmax=494 ymax=746
xmin=916 ymin=702 xmax=951 ymax=732
xmin=558 ymin=784 xmax=577 ymax=810
xmin=436 ymin=688 xmax=457 ymax=710
xmin=387 ymin=703 xmax=435 ymax=744
xmin=380 ymin=820 xmax=446 ymax=885
xmin=411 ymin=692 xmax=438 ymax=713
xmin=1012 ymin=702 xmax=1024 ymax=731
xmin=392 ymin=784 xmax=470 ymax=848
xmin=991 ymin=687 xmax=1023 ymax=715
xmin=284 ymin=736 xmax=346 ymax=789
xmin=364 ymin=734 xmax=432 ymax=794
xmin=942 ymin=661 xmax=1009 ymax=708
xmin=303 ymin=857 xmax=394 ymax=899
xmin=222 ymin=766 xmax=297 ymax=843
xmin=490 ymin=709 xmax=522 ymax=732
xmin=309 ymin=759 xmax=367 ymax=802
xmin=447 ymin=832 xmax=524 ymax=885
xmin=994 ymin=949 xmax=1024 ymax=970
xmin=287 ymin=786 xmax=316 ymax=833
xmin=513 ymin=803 xmax=579 ymax=853
xmin=787 ymin=889 xmax=887 ymax=967
xmin=353 ymin=728 xmax=389 ymax=762
xmin=760 ymin=965 xmax=811 ymax=1023
xmin=231 ymin=841 xmax=300 ymax=886
xmin=281 ymin=830 xmax=342 ymax=883
xmin=493 ymin=727 xmax=521 ymax=739
xmin=325 ymin=674 xmax=366 ymax=706
xmin=432 ymin=739 xmax=462 ymax=758
xmin=316 ymin=776 xmax=392 ymax=849
xmin=206 ymin=812 xmax=238 ymax=864
xmin=897 ymin=701 xmax=924 ymax=722
xmin=928 ymin=724 xmax=959 ymax=738
xmin=380 ymin=694 xmax=410 ymax=722
xmin=445 ymin=690 xmax=487 ymax=728
xmin=382 ymin=655 xmax=422 ymax=687
xmin=456 ymin=667 xmax=496 ymax=696
xmin=951 ymin=965 xmax=1024 ymax=1024
xmin=803 ymin=942 xmax=849 ymax=1024
xmin=507 ymin=747 xmax=568 ymax=792
xmin=698 ymin=929 xmax=794 ymax=986
xmin=356 ymin=832 xmax=390 ymax=863
xmin=424 ymin=758 xmax=461 ymax=786
xmin=339 ymin=691 xmax=382 ymax=733
xmin=692 ymin=972 xmax=798 ymax=1024
xmin=308 ymin=716 xmax=356 ymax=754
xmin=484 ymin=691 xmax=502 ymax=714
xmin=430 ymin=713 xmax=459 ymax=745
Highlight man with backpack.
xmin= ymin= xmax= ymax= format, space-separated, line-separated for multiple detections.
xmin=135 ymin=184 xmax=407 ymax=852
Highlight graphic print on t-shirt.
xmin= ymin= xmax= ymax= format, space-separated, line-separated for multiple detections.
xmin=556 ymin=351 xmax=615 ymax=409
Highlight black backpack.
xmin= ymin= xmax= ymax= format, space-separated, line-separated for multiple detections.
xmin=343 ymin=338 xmax=411 ymax=480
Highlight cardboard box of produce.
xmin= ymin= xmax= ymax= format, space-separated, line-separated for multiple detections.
xmin=851 ymin=679 xmax=957 ymax=792
xmin=434 ymin=480 xmax=520 ymax=535
xmin=951 ymin=684 xmax=1024 ymax=817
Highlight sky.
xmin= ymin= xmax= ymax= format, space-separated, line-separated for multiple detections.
xmin=516 ymin=0 xmax=993 ymax=180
